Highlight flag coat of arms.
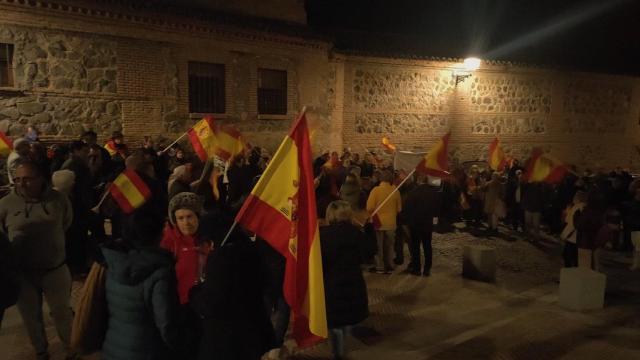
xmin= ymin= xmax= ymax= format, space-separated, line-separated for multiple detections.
xmin=188 ymin=117 xmax=245 ymax=162
xmin=416 ymin=132 xmax=450 ymax=176
xmin=235 ymin=112 xmax=327 ymax=347
xmin=109 ymin=170 xmax=152 ymax=213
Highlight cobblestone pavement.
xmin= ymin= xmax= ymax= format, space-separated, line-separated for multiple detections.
xmin=2 ymin=224 xmax=639 ymax=360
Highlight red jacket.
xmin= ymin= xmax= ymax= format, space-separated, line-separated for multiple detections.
xmin=160 ymin=225 xmax=210 ymax=304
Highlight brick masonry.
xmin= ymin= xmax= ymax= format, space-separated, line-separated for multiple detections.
xmin=0 ymin=1 xmax=638 ymax=170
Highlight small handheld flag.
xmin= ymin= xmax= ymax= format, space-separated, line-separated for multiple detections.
xmin=109 ymin=170 xmax=152 ymax=213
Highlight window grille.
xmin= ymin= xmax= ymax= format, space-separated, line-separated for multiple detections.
xmin=188 ymin=62 xmax=225 ymax=114
xmin=258 ymin=68 xmax=287 ymax=115
xmin=0 ymin=43 xmax=14 ymax=87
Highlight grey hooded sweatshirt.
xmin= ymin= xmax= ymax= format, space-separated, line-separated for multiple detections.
xmin=0 ymin=187 xmax=73 ymax=270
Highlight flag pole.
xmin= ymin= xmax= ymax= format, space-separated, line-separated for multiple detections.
xmin=91 ymin=187 xmax=111 ymax=213
xmin=160 ymin=131 xmax=188 ymax=154
xmin=369 ymin=168 xmax=416 ymax=219
xmin=219 ymin=221 xmax=238 ymax=247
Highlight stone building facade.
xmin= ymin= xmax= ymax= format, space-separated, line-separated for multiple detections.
xmin=0 ymin=0 xmax=639 ymax=170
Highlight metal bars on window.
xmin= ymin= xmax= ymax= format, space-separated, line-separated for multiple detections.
xmin=188 ymin=62 xmax=225 ymax=114
xmin=258 ymin=68 xmax=287 ymax=115
xmin=0 ymin=43 xmax=14 ymax=87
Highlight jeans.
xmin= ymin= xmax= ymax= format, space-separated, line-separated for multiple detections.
xmin=409 ymin=221 xmax=434 ymax=273
xmin=375 ymin=230 xmax=396 ymax=271
xmin=329 ymin=326 xmax=352 ymax=358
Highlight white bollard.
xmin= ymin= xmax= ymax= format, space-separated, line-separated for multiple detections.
xmin=559 ymin=267 xmax=606 ymax=311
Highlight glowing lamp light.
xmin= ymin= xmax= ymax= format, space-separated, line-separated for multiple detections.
xmin=463 ymin=57 xmax=481 ymax=71
xmin=454 ymin=57 xmax=482 ymax=85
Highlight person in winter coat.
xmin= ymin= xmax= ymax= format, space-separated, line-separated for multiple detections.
xmin=101 ymin=199 xmax=182 ymax=360
xmin=0 ymin=160 xmax=74 ymax=360
xmin=0 ymin=231 xmax=19 ymax=329
xmin=339 ymin=173 xmax=362 ymax=210
xmin=622 ymin=186 xmax=640 ymax=270
xmin=521 ymin=182 xmax=546 ymax=241
xmin=576 ymin=191 xmax=607 ymax=270
xmin=320 ymin=200 xmax=369 ymax=360
xmin=560 ymin=191 xmax=587 ymax=267
xmin=190 ymin=213 xmax=275 ymax=360
xmin=161 ymin=192 xmax=210 ymax=359
xmin=402 ymin=175 xmax=443 ymax=276
xmin=161 ymin=192 xmax=210 ymax=305
xmin=483 ymin=172 xmax=506 ymax=234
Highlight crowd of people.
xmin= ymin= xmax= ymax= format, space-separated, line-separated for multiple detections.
xmin=0 ymin=128 xmax=638 ymax=360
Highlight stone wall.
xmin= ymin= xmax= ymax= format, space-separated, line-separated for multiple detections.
xmin=339 ymin=55 xmax=640 ymax=171
xmin=0 ymin=24 xmax=121 ymax=139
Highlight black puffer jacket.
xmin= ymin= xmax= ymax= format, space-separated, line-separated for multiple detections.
xmin=101 ymin=243 xmax=181 ymax=360
xmin=320 ymin=222 xmax=369 ymax=329
xmin=190 ymin=221 xmax=275 ymax=360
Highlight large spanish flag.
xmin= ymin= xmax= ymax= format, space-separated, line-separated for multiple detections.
xmin=0 ymin=132 xmax=13 ymax=156
xmin=235 ymin=112 xmax=327 ymax=347
xmin=109 ymin=169 xmax=152 ymax=214
xmin=416 ymin=132 xmax=450 ymax=176
xmin=488 ymin=137 xmax=506 ymax=171
xmin=188 ymin=117 xmax=245 ymax=162
xmin=524 ymin=148 xmax=567 ymax=184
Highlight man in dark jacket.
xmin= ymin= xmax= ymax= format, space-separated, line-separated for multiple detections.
xmin=101 ymin=196 xmax=181 ymax=360
xmin=402 ymin=175 xmax=443 ymax=276
xmin=62 ymin=140 xmax=93 ymax=274
xmin=190 ymin=214 xmax=275 ymax=360
xmin=0 ymin=231 xmax=19 ymax=328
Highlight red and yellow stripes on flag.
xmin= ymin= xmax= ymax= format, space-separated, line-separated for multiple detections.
xmin=381 ymin=136 xmax=396 ymax=152
xmin=0 ymin=131 xmax=13 ymax=156
xmin=524 ymin=148 xmax=567 ymax=184
xmin=109 ymin=169 xmax=152 ymax=214
xmin=235 ymin=112 xmax=327 ymax=347
xmin=416 ymin=132 xmax=450 ymax=176
xmin=488 ymin=137 xmax=506 ymax=171
xmin=188 ymin=117 xmax=245 ymax=162
xmin=104 ymin=140 xmax=117 ymax=156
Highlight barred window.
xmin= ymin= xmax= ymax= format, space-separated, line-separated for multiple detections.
xmin=0 ymin=43 xmax=14 ymax=87
xmin=188 ymin=62 xmax=225 ymax=114
xmin=258 ymin=68 xmax=287 ymax=115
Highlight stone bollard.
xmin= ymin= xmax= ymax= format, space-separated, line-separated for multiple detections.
xmin=462 ymin=245 xmax=496 ymax=282
xmin=559 ymin=267 xmax=606 ymax=311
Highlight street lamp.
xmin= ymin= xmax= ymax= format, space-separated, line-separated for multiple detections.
xmin=454 ymin=57 xmax=481 ymax=85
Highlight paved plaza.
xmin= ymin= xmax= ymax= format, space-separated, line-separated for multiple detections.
xmin=2 ymin=225 xmax=639 ymax=360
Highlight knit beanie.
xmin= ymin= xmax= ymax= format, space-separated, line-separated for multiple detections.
xmin=168 ymin=192 xmax=203 ymax=225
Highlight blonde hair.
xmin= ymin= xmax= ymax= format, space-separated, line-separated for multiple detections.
xmin=325 ymin=200 xmax=353 ymax=224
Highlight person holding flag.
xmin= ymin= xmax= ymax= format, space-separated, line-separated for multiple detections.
xmin=366 ymin=170 xmax=402 ymax=274
xmin=232 ymin=109 xmax=328 ymax=347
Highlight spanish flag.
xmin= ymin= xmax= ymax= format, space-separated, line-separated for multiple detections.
xmin=109 ymin=170 xmax=152 ymax=214
xmin=104 ymin=140 xmax=117 ymax=157
xmin=235 ymin=111 xmax=327 ymax=347
xmin=382 ymin=136 xmax=397 ymax=152
xmin=188 ymin=117 xmax=245 ymax=162
xmin=524 ymin=148 xmax=567 ymax=184
xmin=0 ymin=131 xmax=13 ymax=156
xmin=416 ymin=132 xmax=450 ymax=176
xmin=488 ymin=137 xmax=506 ymax=171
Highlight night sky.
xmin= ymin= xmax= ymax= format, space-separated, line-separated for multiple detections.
xmin=305 ymin=0 xmax=640 ymax=75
